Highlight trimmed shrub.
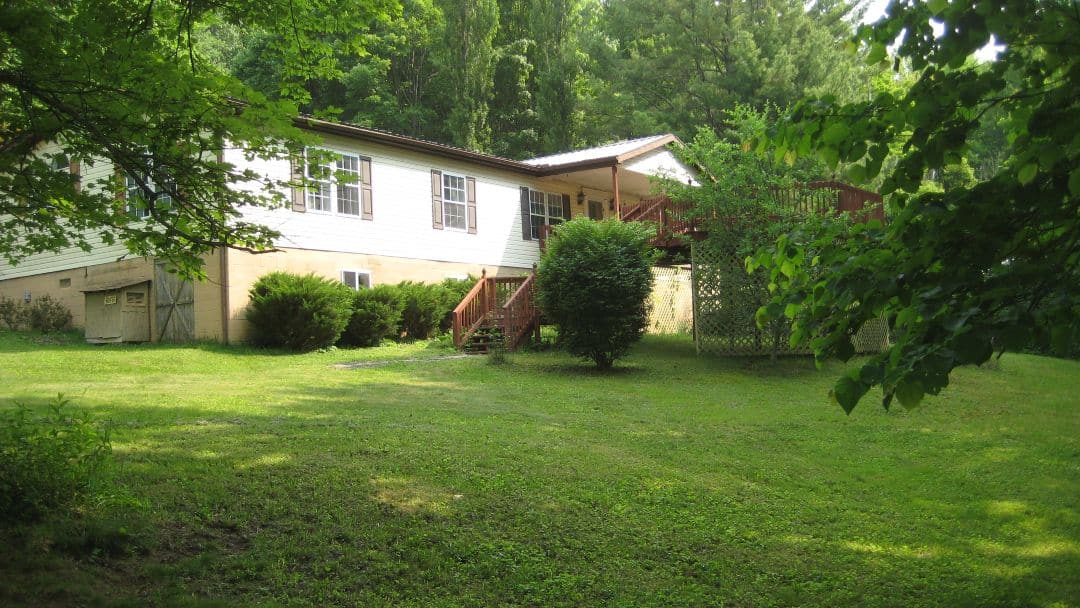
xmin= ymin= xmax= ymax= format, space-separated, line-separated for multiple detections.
xmin=396 ymin=281 xmax=447 ymax=340
xmin=0 ymin=394 xmax=112 ymax=523
xmin=536 ymin=218 xmax=657 ymax=369
xmin=0 ymin=295 xmax=28 ymax=330
xmin=339 ymin=285 xmax=406 ymax=347
xmin=437 ymin=276 xmax=476 ymax=333
xmin=247 ymin=272 xmax=355 ymax=351
xmin=27 ymin=295 xmax=72 ymax=333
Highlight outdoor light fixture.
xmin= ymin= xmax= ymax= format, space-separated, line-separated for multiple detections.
xmin=576 ymin=188 xmax=585 ymax=205
xmin=608 ymin=198 xmax=615 ymax=211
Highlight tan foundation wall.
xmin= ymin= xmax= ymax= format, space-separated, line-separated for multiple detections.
xmin=224 ymin=248 xmax=530 ymax=343
xmin=0 ymin=254 xmax=225 ymax=343
xmin=0 ymin=258 xmax=155 ymax=332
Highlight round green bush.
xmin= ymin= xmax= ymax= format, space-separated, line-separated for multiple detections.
xmin=246 ymin=272 xmax=355 ymax=351
xmin=536 ymin=218 xmax=657 ymax=369
xmin=339 ymin=285 xmax=406 ymax=347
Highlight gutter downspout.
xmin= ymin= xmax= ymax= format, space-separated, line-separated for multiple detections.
xmin=220 ymin=247 xmax=230 ymax=344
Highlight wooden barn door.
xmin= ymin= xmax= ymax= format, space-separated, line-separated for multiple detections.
xmin=155 ymin=262 xmax=195 ymax=342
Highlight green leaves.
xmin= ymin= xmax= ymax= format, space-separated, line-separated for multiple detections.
xmin=1017 ymin=162 xmax=1038 ymax=185
xmin=752 ymin=0 xmax=1080 ymax=414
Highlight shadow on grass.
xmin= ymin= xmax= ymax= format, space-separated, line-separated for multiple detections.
xmin=2 ymin=339 xmax=1077 ymax=607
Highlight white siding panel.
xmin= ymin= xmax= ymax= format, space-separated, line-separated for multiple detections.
xmin=225 ymin=136 xmax=542 ymax=269
xmin=0 ymin=156 xmax=134 ymax=280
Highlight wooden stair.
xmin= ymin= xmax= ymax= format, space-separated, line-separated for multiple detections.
xmin=452 ymin=270 xmax=540 ymax=353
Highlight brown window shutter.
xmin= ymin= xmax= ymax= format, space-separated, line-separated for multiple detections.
xmin=520 ymin=187 xmax=531 ymax=240
xmin=115 ymin=167 xmax=126 ymax=200
xmin=290 ymin=155 xmax=306 ymax=212
xmin=70 ymin=160 xmax=81 ymax=192
xmin=561 ymin=193 xmax=571 ymax=220
xmin=466 ymin=176 xmax=477 ymax=234
xmin=360 ymin=157 xmax=373 ymax=220
xmin=431 ymin=169 xmax=444 ymax=230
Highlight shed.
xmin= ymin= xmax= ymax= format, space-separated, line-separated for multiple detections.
xmin=82 ymin=280 xmax=151 ymax=343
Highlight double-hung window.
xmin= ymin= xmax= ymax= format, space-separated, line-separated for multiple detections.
xmin=305 ymin=150 xmax=362 ymax=216
xmin=442 ymin=173 xmax=468 ymax=231
xmin=125 ymin=158 xmax=173 ymax=219
xmin=528 ymin=189 xmax=566 ymax=240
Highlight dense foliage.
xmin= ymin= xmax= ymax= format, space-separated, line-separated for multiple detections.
xmin=663 ymin=117 xmax=829 ymax=355
xmin=246 ymin=272 xmax=355 ymax=351
xmin=753 ymin=0 xmax=1079 ymax=412
xmin=395 ymin=278 xmax=474 ymax=340
xmin=4 ymin=0 xmax=867 ymax=276
xmin=0 ymin=0 xmax=396 ymax=277
xmin=205 ymin=0 xmax=868 ymax=158
xmin=0 ymin=295 xmax=28 ymax=330
xmin=27 ymin=295 xmax=73 ymax=333
xmin=0 ymin=395 xmax=112 ymax=523
xmin=536 ymin=218 xmax=656 ymax=369
xmin=339 ymin=285 xmax=406 ymax=347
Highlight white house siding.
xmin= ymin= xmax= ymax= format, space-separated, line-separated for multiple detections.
xmin=0 ymin=154 xmax=131 ymax=280
xmin=225 ymin=133 xmax=567 ymax=272
xmin=622 ymin=149 xmax=698 ymax=187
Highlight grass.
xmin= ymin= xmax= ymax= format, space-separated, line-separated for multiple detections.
xmin=0 ymin=329 xmax=1077 ymax=607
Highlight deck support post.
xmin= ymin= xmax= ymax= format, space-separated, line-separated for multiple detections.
xmin=611 ymin=164 xmax=621 ymax=217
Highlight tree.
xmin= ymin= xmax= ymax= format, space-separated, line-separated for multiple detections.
xmin=0 ymin=0 xmax=396 ymax=277
xmin=753 ymin=0 xmax=1078 ymax=412
xmin=536 ymin=218 xmax=656 ymax=369
xmin=591 ymin=0 xmax=868 ymax=139
xmin=439 ymin=0 xmax=499 ymax=151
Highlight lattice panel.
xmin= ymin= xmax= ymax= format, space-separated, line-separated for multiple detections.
xmin=691 ymin=241 xmax=888 ymax=356
xmin=647 ymin=266 xmax=693 ymax=334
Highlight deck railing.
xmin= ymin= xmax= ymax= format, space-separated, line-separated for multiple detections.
xmin=499 ymin=270 xmax=539 ymax=350
xmin=451 ymin=271 xmax=533 ymax=349
xmin=618 ymin=182 xmax=883 ymax=244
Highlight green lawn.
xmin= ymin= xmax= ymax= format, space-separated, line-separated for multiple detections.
xmin=1 ymin=330 xmax=1078 ymax=607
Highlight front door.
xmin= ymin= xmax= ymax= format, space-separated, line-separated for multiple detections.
xmin=587 ymin=200 xmax=603 ymax=220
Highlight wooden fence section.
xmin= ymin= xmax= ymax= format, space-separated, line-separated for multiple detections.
xmin=691 ymin=240 xmax=889 ymax=356
xmin=647 ymin=266 xmax=694 ymax=334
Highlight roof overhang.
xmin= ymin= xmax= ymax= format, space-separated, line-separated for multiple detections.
xmin=297 ymin=116 xmax=685 ymax=179
xmin=296 ymin=116 xmax=544 ymax=176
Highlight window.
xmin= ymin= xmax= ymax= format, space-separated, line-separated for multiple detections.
xmin=49 ymin=154 xmax=69 ymax=172
xmin=59 ymin=278 xmax=71 ymax=288
xmin=305 ymin=150 xmax=362 ymax=216
xmin=442 ymin=173 xmax=467 ymax=231
xmin=125 ymin=160 xmax=172 ymax=219
xmin=528 ymin=189 xmax=566 ymax=240
xmin=341 ymin=270 xmax=372 ymax=290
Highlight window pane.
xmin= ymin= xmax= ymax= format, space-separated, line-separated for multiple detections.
xmin=337 ymin=184 xmax=359 ymax=215
xmin=530 ymin=190 xmax=545 ymax=215
xmin=444 ymin=201 xmax=467 ymax=231
xmin=307 ymin=182 xmax=331 ymax=211
xmin=342 ymin=271 xmax=357 ymax=289
xmin=530 ymin=214 xmax=545 ymax=239
xmin=547 ymin=193 xmax=563 ymax=218
xmin=337 ymin=155 xmax=359 ymax=175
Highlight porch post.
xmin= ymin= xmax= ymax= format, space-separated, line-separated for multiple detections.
xmin=611 ymin=164 xmax=621 ymax=217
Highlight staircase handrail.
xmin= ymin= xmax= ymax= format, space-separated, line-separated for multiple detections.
xmin=452 ymin=271 xmax=489 ymax=348
xmin=500 ymin=270 xmax=539 ymax=350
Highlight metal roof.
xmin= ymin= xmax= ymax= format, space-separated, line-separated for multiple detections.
xmin=523 ymin=135 xmax=677 ymax=168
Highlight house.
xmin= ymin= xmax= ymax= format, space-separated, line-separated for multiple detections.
xmin=0 ymin=117 xmax=697 ymax=345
